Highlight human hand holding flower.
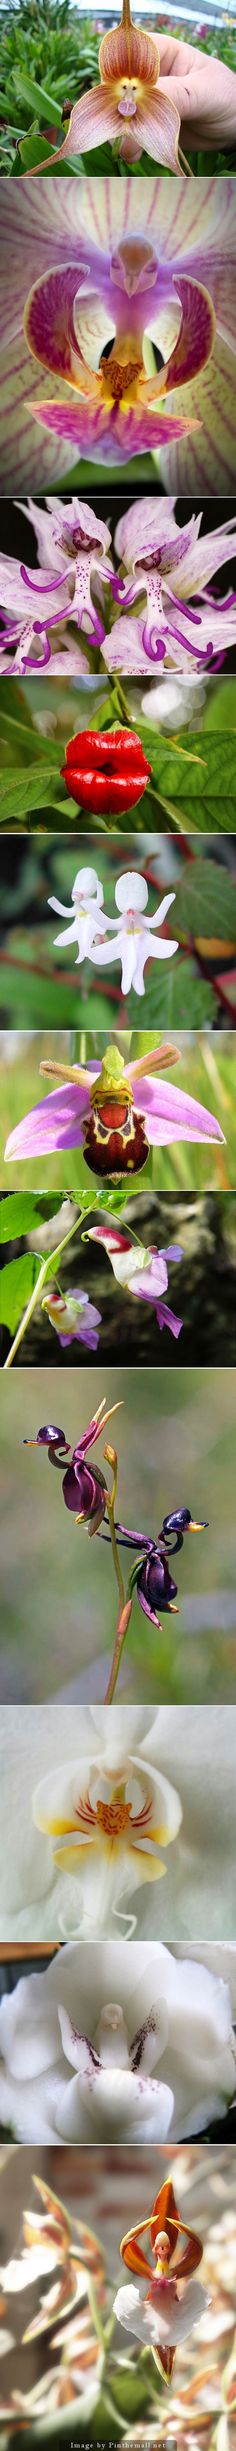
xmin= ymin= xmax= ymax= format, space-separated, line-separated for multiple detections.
xmin=157 ymin=34 xmax=236 ymax=151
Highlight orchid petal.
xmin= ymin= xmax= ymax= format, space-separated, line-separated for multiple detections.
xmin=5 ymin=1083 xmax=91 ymax=1162
xmin=28 ymin=395 xmax=192 ymax=467
xmin=134 ymin=1075 xmax=224 ymax=1146
xmin=156 ymin=1300 xmax=183 ymax=1339
xmin=43 ymin=90 xmax=120 ymax=169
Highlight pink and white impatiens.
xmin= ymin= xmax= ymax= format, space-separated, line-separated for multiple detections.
xmin=92 ymin=875 xmax=178 ymax=997
xmin=41 ymin=1288 xmax=102 ymax=1351
xmin=1 ymin=177 xmax=236 ymax=492
xmin=88 ymin=1217 xmax=183 ymax=1340
xmin=48 ymin=865 xmax=106 ymax=964
xmin=50 ymin=866 xmax=178 ymax=996
xmin=4 ymin=1041 xmax=225 ymax=1185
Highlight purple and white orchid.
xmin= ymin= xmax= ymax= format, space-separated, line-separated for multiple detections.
xmin=88 ymin=1217 xmax=183 ymax=1339
xmin=1 ymin=177 xmax=236 ymax=491
xmin=5 ymin=1041 xmax=225 ymax=1186
xmin=105 ymin=499 xmax=236 ymax=677
xmin=41 ymin=1288 xmax=102 ymax=1351
xmin=0 ymin=498 xmax=111 ymax=677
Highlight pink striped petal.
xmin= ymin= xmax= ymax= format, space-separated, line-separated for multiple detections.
xmin=134 ymin=1076 xmax=224 ymax=1145
xmin=28 ymin=394 xmax=194 ymax=466
xmin=5 ymin=1084 xmax=90 ymax=1162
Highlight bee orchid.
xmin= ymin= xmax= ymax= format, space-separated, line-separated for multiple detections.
xmin=5 ymin=1041 xmax=225 ymax=1184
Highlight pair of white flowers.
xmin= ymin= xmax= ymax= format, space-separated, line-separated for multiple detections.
xmin=49 ymin=866 xmax=178 ymax=998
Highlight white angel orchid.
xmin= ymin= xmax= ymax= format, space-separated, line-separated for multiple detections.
xmin=93 ymin=872 xmax=178 ymax=997
xmin=0 ymin=1940 xmax=234 ymax=2148
xmin=33 ymin=1706 xmax=182 ymax=1939
xmin=48 ymin=865 xmax=106 ymax=965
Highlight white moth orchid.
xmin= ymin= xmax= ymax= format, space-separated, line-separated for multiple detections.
xmin=0 ymin=1940 xmax=235 ymax=2148
xmin=93 ymin=872 xmax=178 ymax=997
xmin=33 ymin=1706 xmax=182 ymax=1939
xmin=48 ymin=865 xmax=106 ymax=964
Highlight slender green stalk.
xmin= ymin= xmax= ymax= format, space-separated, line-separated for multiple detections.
xmin=3 ymin=1211 xmax=82 ymax=1368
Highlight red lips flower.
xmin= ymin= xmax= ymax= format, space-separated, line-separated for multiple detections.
xmin=61 ymin=728 xmax=151 ymax=816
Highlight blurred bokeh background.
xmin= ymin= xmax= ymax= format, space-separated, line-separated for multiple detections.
xmin=0 ymin=1028 xmax=235 ymax=1192
xmin=0 ymin=1361 xmax=235 ymax=1702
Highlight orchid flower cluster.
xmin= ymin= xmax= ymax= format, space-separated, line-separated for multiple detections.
xmin=0 ymin=2173 xmax=107 ymax=2427
xmin=49 ymin=864 xmax=178 ymax=998
xmin=2 ymin=494 xmax=236 ymax=676
xmin=24 ymin=1405 xmax=207 ymax=1704
xmin=0 ymin=2173 xmax=212 ymax=2432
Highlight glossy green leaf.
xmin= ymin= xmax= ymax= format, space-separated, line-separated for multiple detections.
xmin=0 ymin=1252 xmax=41 ymax=1332
xmin=0 ymin=767 xmax=62 ymax=822
xmin=0 ymin=1194 xmax=61 ymax=1239
xmin=140 ymin=728 xmax=236 ymax=829
xmin=12 ymin=69 xmax=62 ymax=122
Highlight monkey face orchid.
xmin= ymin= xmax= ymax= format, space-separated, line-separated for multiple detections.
xmin=40 ymin=0 xmax=184 ymax=177
xmin=114 ymin=2178 xmax=209 ymax=2380
xmin=5 ymin=1043 xmax=224 ymax=1185
xmin=2 ymin=178 xmax=236 ymax=491
xmin=88 ymin=1218 xmax=183 ymax=1339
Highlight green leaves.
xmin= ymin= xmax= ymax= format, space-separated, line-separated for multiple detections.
xmin=0 ymin=1194 xmax=61 ymax=1239
xmin=140 ymin=728 xmax=236 ymax=829
xmin=0 ymin=765 xmax=66 ymax=824
xmin=129 ymin=958 xmax=214 ymax=1032
xmin=0 ymin=1251 xmax=41 ymax=1333
xmin=173 ymin=859 xmax=236 ymax=944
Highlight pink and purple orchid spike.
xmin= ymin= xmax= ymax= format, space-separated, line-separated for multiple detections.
xmin=88 ymin=1218 xmax=184 ymax=1338
xmin=1 ymin=177 xmax=236 ymax=492
xmin=106 ymin=500 xmax=236 ymax=676
xmin=5 ymin=1043 xmax=225 ymax=1184
xmin=0 ymin=498 xmax=111 ymax=676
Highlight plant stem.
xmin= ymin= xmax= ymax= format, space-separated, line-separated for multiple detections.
xmin=3 ymin=1211 xmax=82 ymax=1368
xmin=104 ymin=1590 xmax=133 ymax=1704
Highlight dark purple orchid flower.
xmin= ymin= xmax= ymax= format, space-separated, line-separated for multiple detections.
xmin=101 ymin=1502 xmax=208 ymax=1627
xmin=24 ymin=1398 xmax=120 ymax=1532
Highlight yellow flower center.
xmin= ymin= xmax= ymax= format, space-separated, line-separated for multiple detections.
xmin=96 ymin=1797 xmax=131 ymax=1835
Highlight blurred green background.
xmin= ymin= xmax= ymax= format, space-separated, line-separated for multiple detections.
xmin=1 ymin=832 xmax=236 ymax=1032
xmin=0 ymin=1361 xmax=235 ymax=1706
xmin=1 ymin=1028 xmax=235 ymax=1193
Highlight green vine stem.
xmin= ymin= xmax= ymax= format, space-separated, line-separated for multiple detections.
xmin=3 ymin=1210 xmax=84 ymax=1369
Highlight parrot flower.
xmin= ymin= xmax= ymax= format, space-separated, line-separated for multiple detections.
xmin=114 ymin=2176 xmax=209 ymax=2380
xmin=41 ymin=1289 xmax=102 ymax=1351
xmin=5 ymin=1042 xmax=225 ymax=1184
xmin=88 ymin=1217 xmax=184 ymax=1337
xmin=23 ymin=1400 xmax=120 ymax=1530
xmin=1 ymin=177 xmax=236 ymax=491
xmin=36 ymin=0 xmax=185 ymax=177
